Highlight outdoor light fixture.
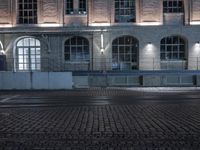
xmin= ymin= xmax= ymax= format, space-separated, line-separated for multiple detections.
xmin=146 ymin=42 xmax=153 ymax=52
xmin=0 ymin=41 xmax=5 ymax=55
xmin=196 ymin=41 xmax=200 ymax=47
xmin=100 ymin=33 xmax=104 ymax=54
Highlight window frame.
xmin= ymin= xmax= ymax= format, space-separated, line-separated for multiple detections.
xmin=163 ymin=0 xmax=184 ymax=13
xmin=17 ymin=0 xmax=38 ymax=24
xmin=64 ymin=36 xmax=90 ymax=62
xmin=160 ymin=36 xmax=186 ymax=61
xmin=65 ymin=0 xmax=87 ymax=15
xmin=112 ymin=36 xmax=138 ymax=70
xmin=115 ymin=0 xmax=136 ymax=23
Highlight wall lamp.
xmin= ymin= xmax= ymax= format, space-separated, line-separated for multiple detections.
xmin=196 ymin=41 xmax=200 ymax=47
xmin=0 ymin=41 xmax=5 ymax=55
xmin=100 ymin=33 xmax=104 ymax=54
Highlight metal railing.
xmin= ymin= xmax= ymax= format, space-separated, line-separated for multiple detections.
xmin=1 ymin=57 xmax=200 ymax=72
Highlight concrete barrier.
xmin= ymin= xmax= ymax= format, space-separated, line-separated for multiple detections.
xmin=0 ymin=72 xmax=72 ymax=90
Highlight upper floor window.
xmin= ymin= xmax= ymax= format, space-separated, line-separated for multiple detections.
xmin=115 ymin=0 xmax=136 ymax=23
xmin=65 ymin=0 xmax=73 ymax=14
xmin=18 ymin=0 xmax=37 ymax=24
xmin=163 ymin=0 xmax=184 ymax=13
xmin=65 ymin=0 xmax=87 ymax=15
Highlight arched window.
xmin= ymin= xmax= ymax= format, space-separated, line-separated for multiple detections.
xmin=115 ymin=0 xmax=136 ymax=23
xmin=163 ymin=0 xmax=184 ymax=13
xmin=16 ymin=37 xmax=41 ymax=71
xmin=64 ymin=36 xmax=89 ymax=62
xmin=160 ymin=36 xmax=186 ymax=60
xmin=112 ymin=36 xmax=138 ymax=70
xmin=18 ymin=0 xmax=37 ymax=24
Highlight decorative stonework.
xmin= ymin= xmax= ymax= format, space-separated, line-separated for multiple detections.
xmin=0 ymin=0 xmax=10 ymax=17
xmin=41 ymin=0 xmax=58 ymax=23
xmin=92 ymin=0 xmax=109 ymax=23
xmin=141 ymin=0 xmax=161 ymax=22
xmin=192 ymin=0 xmax=200 ymax=21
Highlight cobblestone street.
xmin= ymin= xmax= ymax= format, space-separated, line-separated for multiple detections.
xmin=0 ymin=88 xmax=200 ymax=149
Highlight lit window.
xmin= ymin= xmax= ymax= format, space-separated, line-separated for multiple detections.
xmin=64 ymin=36 xmax=89 ymax=62
xmin=160 ymin=36 xmax=185 ymax=60
xmin=163 ymin=0 xmax=184 ymax=13
xmin=16 ymin=37 xmax=41 ymax=71
xmin=112 ymin=36 xmax=138 ymax=70
xmin=115 ymin=0 xmax=136 ymax=23
xmin=18 ymin=0 xmax=37 ymax=24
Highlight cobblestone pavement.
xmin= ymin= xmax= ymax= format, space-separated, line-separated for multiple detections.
xmin=0 ymin=88 xmax=200 ymax=149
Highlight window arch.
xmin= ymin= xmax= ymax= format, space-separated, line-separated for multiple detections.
xmin=160 ymin=36 xmax=186 ymax=60
xmin=115 ymin=0 xmax=136 ymax=23
xmin=16 ymin=37 xmax=41 ymax=71
xmin=112 ymin=36 xmax=138 ymax=70
xmin=64 ymin=36 xmax=89 ymax=62
xmin=18 ymin=0 xmax=38 ymax=24
xmin=163 ymin=0 xmax=184 ymax=13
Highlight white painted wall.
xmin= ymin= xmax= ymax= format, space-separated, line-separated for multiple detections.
xmin=0 ymin=72 xmax=72 ymax=90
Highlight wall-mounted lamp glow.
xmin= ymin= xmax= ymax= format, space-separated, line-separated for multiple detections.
xmin=0 ymin=41 xmax=5 ymax=55
xmin=0 ymin=50 xmax=5 ymax=55
xmin=146 ymin=42 xmax=153 ymax=52
xmin=100 ymin=33 xmax=104 ymax=54
xmin=196 ymin=41 xmax=200 ymax=47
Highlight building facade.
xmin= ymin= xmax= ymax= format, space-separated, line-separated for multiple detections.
xmin=0 ymin=0 xmax=200 ymax=72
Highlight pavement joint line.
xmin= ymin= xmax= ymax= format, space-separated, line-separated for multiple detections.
xmin=0 ymin=95 xmax=20 ymax=103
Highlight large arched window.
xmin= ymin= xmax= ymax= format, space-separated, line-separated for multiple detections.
xmin=16 ymin=37 xmax=41 ymax=71
xmin=115 ymin=0 xmax=136 ymax=23
xmin=163 ymin=0 xmax=184 ymax=13
xmin=18 ymin=0 xmax=38 ymax=24
xmin=160 ymin=36 xmax=186 ymax=60
xmin=160 ymin=36 xmax=187 ymax=70
xmin=112 ymin=36 xmax=138 ymax=70
xmin=64 ymin=36 xmax=89 ymax=62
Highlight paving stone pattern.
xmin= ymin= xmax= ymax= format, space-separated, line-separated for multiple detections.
xmin=1 ymin=103 xmax=200 ymax=149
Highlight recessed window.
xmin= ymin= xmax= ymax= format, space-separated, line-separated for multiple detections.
xmin=79 ymin=0 xmax=87 ymax=14
xmin=65 ymin=0 xmax=87 ymax=15
xmin=160 ymin=36 xmax=185 ymax=60
xmin=16 ymin=37 xmax=41 ymax=71
xmin=18 ymin=0 xmax=37 ymax=24
xmin=65 ymin=0 xmax=74 ymax=14
xmin=163 ymin=0 xmax=184 ymax=13
xmin=112 ymin=36 xmax=138 ymax=70
xmin=64 ymin=36 xmax=89 ymax=62
xmin=115 ymin=0 xmax=136 ymax=23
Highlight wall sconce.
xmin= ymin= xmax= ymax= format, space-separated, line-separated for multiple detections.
xmin=0 ymin=50 xmax=5 ymax=55
xmin=0 ymin=41 xmax=5 ymax=55
xmin=100 ymin=33 xmax=104 ymax=54
xmin=196 ymin=41 xmax=200 ymax=47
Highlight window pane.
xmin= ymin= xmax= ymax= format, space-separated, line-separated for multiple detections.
xmin=112 ymin=36 xmax=138 ymax=70
xmin=160 ymin=36 xmax=185 ymax=61
xmin=18 ymin=0 xmax=37 ymax=24
xmin=16 ymin=37 xmax=41 ymax=71
xmin=163 ymin=0 xmax=184 ymax=13
xmin=115 ymin=0 xmax=136 ymax=22
xmin=64 ymin=36 xmax=89 ymax=62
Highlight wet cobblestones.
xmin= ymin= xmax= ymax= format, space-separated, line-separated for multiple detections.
xmin=1 ymin=103 xmax=200 ymax=149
